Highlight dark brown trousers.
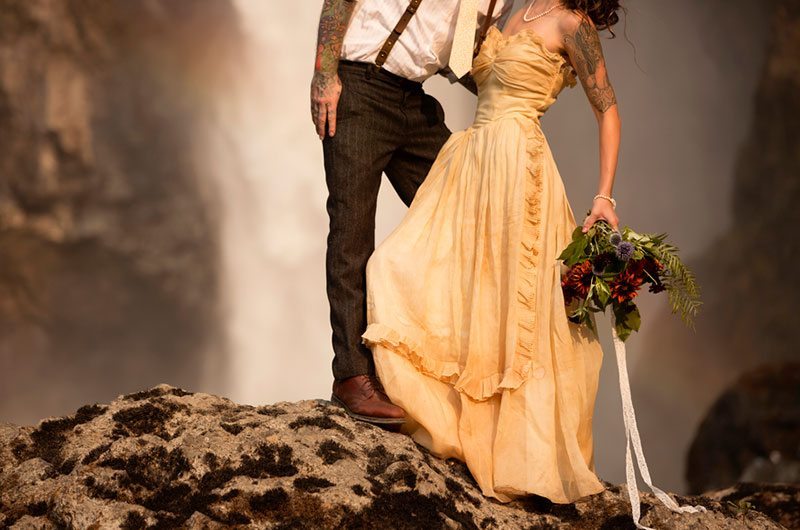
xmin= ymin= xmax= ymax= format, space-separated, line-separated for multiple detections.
xmin=323 ymin=60 xmax=451 ymax=381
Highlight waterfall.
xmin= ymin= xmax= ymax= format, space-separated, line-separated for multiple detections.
xmin=200 ymin=1 xmax=330 ymax=405
xmin=203 ymin=1 xmax=474 ymax=406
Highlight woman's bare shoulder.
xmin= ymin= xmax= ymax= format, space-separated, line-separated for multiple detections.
xmin=557 ymin=9 xmax=594 ymax=36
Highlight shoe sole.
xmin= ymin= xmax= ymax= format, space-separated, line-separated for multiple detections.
xmin=330 ymin=394 xmax=406 ymax=425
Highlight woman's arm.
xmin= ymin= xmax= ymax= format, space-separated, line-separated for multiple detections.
xmin=562 ymin=14 xmax=621 ymax=232
xmin=311 ymin=0 xmax=357 ymax=139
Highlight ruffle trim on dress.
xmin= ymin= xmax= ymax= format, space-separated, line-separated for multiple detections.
xmin=362 ymin=323 xmax=461 ymax=384
xmin=455 ymin=360 xmax=537 ymax=402
xmin=510 ymin=119 xmax=546 ymax=384
xmin=362 ymin=323 xmax=540 ymax=402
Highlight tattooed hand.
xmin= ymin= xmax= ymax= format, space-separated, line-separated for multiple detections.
xmin=311 ymin=71 xmax=343 ymax=139
xmin=311 ymin=0 xmax=355 ymax=139
xmin=563 ymin=15 xmax=617 ymax=113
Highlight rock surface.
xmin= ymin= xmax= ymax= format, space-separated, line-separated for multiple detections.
xmin=0 ymin=384 xmax=791 ymax=529
xmin=687 ymin=362 xmax=800 ymax=494
xmin=706 ymin=483 xmax=800 ymax=530
xmin=0 ymin=0 xmax=242 ymax=424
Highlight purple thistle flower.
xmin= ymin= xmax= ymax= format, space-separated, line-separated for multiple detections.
xmin=615 ymin=241 xmax=635 ymax=262
xmin=609 ymin=232 xmax=622 ymax=246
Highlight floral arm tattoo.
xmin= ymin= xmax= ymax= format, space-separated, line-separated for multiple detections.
xmin=563 ymin=18 xmax=617 ymax=113
xmin=315 ymin=0 xmax=356 ymax=76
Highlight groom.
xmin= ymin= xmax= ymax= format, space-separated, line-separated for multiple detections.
xmin=311 ymin=0 xmax=511 ymax=424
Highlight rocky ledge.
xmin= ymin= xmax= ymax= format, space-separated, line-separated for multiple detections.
xmin=0 ymin=384 xmax=794 ymax=529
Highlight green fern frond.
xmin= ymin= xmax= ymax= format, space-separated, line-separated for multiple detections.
xmin=648 ymin=241 xmax=702 ymax=327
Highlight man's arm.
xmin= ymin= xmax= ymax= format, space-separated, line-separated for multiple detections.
xmin=311 ymin=0 xmax=356 ymax=139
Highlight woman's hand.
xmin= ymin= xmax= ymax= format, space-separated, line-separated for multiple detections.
xmin=582 ymin=197 xmax=618 ymax=232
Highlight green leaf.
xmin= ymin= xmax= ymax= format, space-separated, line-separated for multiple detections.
xmin=558 ymin=230 xmax=590 ymax=266
xmin=615 ymin=320 xmax=633 ymax=341
xmin=625 ymin=305 xmax=641 ymax=332
xmin=611 ymin=302 xmax=640 ymax=340
xmin=568 ymin=304 xmax=594 ymax=332
xmin=594 ymin=278 xmax=610 ymax=306
xmin=584 ymin=313 xmax=596 ymax=332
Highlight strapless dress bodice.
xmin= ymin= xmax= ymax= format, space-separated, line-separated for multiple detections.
xmin=471 ymin=26 xmax=576 ymax=126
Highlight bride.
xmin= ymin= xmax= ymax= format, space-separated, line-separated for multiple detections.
xmin=362 ymin=0 xmax=621 ymax=504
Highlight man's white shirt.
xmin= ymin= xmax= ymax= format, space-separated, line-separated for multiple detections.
xmin=341 ymin=0 xmax=514 ymax=82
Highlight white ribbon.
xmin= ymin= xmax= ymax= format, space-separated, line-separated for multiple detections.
xmin=610 ymin=316 xmax=707 ymax=529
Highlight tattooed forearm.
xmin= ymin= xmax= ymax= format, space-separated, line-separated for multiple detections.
xmin=315 ymin=0 xmax=356 ymax=76
xmin=311 ymin=0 xmax=354 ymax=138
xmin=564 ymin=18 xmax=617 ymax=113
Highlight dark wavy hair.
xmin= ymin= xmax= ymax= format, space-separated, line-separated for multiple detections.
xmin=562 ymin=0 xmax=624 ymax=36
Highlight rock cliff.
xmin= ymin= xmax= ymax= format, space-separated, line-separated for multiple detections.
xmin=633 ymin=0 xmax=800 ymax=492
xmin=0 ymin=0 xmax=242 ymax=423
xmin=687 ymin=363 xmax=800 ymax=494
xmin=0 ymin=384 xmax=793 ymax=529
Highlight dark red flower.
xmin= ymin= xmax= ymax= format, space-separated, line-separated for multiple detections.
xmin=562 ymin=260 xmax=593 ymax=304
xmin=643 ymin=256 xmax=664 ymax=278
xmin=609 ymin=259 xmax=645 ymax=303
xmin=592 ymin=252 xmax=615 ymax=275
xmin=642 ymin=256 xmax=666 ymax=293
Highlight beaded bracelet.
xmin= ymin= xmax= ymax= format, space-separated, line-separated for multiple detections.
xmin=593 ymin=194 xmax=617 ymax=209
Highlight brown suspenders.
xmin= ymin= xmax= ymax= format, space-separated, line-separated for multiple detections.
xmin=475 ymin=0 xmax=498 ymax=57
xmin=372 ymin=0 xmax=498 ymax=74
xmin=374 ymin=0 xmax=423 ymax=70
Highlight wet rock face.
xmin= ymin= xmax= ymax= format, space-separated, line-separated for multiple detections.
xmin=687 ymin=362 xmax=800 ymax=494
xmin=630 ymin=0 xmax=800 ymax=496
xmin=0 ymin=385 xmax=790 ymax=529
xmin=0 ymin=0 xmax=241 ymax=423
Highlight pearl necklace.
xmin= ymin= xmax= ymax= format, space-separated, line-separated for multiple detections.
xmin=522 ymin=0 xmax=559 ymax=22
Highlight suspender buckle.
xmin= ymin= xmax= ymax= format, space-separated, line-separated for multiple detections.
xmin=366 ymin=63 xmax=379 ymax=78
xmin=375 ymin=0 xmax=424 ymax=71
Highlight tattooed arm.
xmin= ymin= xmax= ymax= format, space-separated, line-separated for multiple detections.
xmin=311 ymin=0 xmax=356 ymax=139
xmin=562 ymin=13 xmax=621 ymax=232
xmin=563 ymin=15 xmax=617 ymax=112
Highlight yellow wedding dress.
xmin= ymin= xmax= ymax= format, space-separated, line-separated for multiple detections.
xmin=362 ymin=26 xmax=606 ymax=504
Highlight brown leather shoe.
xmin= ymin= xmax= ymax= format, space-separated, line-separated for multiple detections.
xmin=331 ymin=374 xmax=406 ymax=425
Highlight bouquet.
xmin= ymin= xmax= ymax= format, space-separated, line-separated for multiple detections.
xmin=558 ymin=220 xmax=701 ymax=341
xmin=558 ymin=220 xmax=708 ymax=530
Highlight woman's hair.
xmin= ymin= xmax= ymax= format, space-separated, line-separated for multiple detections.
xmin=562 ymin=0 xmax=624 ymax=36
